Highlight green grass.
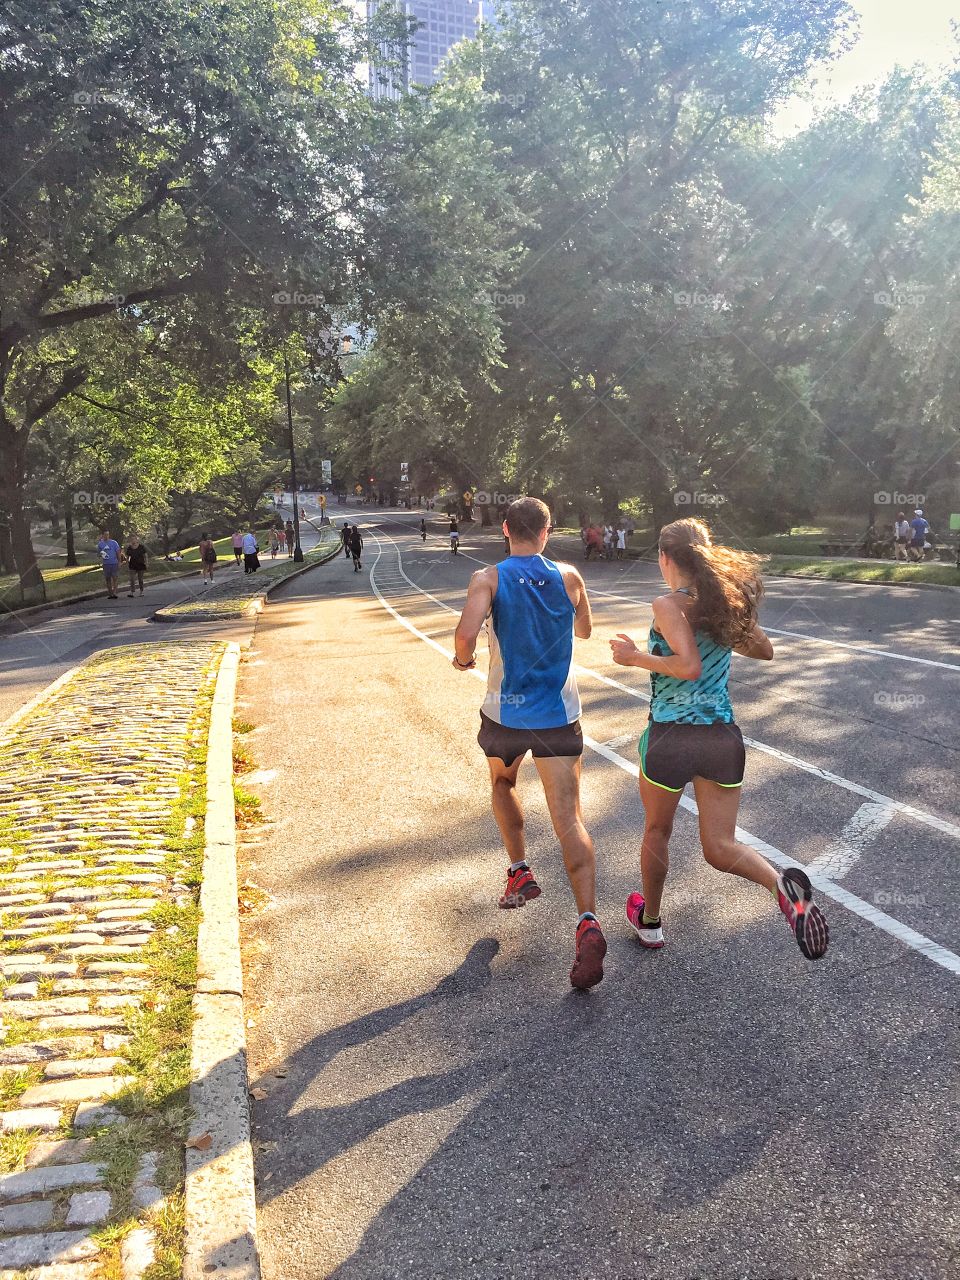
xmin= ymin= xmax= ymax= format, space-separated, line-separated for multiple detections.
xmin=233 ymin=785 xmax=262 ymax=827
xmin=765 ymin=556 xmax=960 ymax=585
xmin=0 ymin=534 xmax=239 ymax=611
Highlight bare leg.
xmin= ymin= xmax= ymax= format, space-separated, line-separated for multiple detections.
xmin=637 ymin=772 xmax=683 ymax=918
xmin=692 ymin=777 xmax=777 ymax=892
xmin=532 ymin=755 xmax=595 ymax=915
xmin=486 ymin=755 xmax=526 ymax=864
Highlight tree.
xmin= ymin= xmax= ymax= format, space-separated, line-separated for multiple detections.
xmin=0 ymin=0 xmax=401 ymax=587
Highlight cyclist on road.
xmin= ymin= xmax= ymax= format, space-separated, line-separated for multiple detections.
xmin=449 ymin=518 xmax=460 ymax=554
xmin=452 ymin=496 xmax=605 ymax=990
xmin=610 ymin=517 xmax=829 ymax=961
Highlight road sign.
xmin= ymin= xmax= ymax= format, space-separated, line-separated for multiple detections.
xmin=400 ymin=461 xmax=409 ymax=482
xmin=319 ymin=494 xmax=326 ymax=509
xmin=322 ymin=459 xmax=332 ymax=485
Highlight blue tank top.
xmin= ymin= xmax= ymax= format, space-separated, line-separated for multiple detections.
xmin=483 ymin=555 xmax=581 ymax=729
xmin=648 ymin=608 xmax=734 ymax=725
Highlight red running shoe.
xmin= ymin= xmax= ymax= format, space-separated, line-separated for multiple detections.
xmin=570 ymin=917 xmax=606 ymax=989
xmin=625 ymin=892 xmax=664 ymax=949
xmin=498 ymin=863 xmax=541 ymax=909
xmin=776 ymin=867 xmax=829 ymax=960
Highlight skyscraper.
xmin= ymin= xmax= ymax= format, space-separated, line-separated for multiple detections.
xmin=367 ymin=1 xmax=491 ymax=99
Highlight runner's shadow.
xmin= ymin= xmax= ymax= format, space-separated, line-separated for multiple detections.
xmin=248 ymin=937 xmax=500 ymax=1190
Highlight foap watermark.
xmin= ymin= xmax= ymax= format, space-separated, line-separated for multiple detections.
xmin=672 ymin=90 xmax=725 ymax=111
xmin=474 ymin=490 xmax=522 ymax=506
xmin=272 ymin=289 xmax=324 ymax=306
xmin=874 ymin=491 xmax=926 ymax=506
xmin=874 ymin=289 xmax=925 ymax=309
xmin=874 ymin=690 xmax=926 ymax=709
xmin=488 ymin=90 xmax=526 ymax=108
xmin=71 ymin=289 xmax=127 ymax=309
xmin=873 ymin=888 xmax=926 ymax=908
xmin=489 ymin=692 xmax=526 ymax=708
xmin=475 ymin=289 xmax=525 ymax=308
xmin=72 ymin=89 xmax=124 ymax=106
xmin=74 ymin=490 xmax=123 ymax=506
xmin=673 ymin=490 xmax=727 ymax=507
xmin=673 ymin=289 xmax=725 ymax=309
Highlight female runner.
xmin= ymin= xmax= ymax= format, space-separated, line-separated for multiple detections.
xmin=610 ymin=517 xmax=829 ymax=959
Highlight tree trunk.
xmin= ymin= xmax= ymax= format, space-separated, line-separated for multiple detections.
xmin=64 ymin=495 xmax=77 ymax=567
xmin=0 ymin=523 xmax=13 ymax=575
xmin=0 ymin=412 xmax=43 ymax=591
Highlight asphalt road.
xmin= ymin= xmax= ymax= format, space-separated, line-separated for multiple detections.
xmin=240 ymin=512 xmax=958 ymax=1280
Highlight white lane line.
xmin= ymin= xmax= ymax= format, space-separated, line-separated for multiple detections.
xmin=371 ymin=527 xmax=960 ymax=843
xmin=601 ymin=732 xmax=639 ymax=750
xmin=573 ymin=664 xmax=960 ymax=842
xmin=382 ymin=518 xmax=960 ymax=674
xmin=807 ymin=802 xmax=896 ymax=879
xmin=368 ymin=534 xmax=960 ymax=979
xmin=760 ymin=628 xmax=960 ymax=673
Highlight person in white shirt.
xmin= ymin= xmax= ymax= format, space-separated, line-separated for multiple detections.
xmin=893 ymin=511 xmax=911 ymax=561
xmin=616 ymin=526 xmax=627 ymax=560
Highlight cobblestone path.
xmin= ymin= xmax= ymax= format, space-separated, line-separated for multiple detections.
xmin=0 ymin=641 xmax=224 ymax=1279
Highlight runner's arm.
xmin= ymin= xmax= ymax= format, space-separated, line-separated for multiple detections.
xmin=453 ymin=569 xmax=494 ymax=669
xmin=609 ymin=597 xmax=702 ymax=679
xmin=560 ymin=564 xmax=592 ymax=638
xmin=734 ymin=624 xmax=773 ymax=660
xmin=733 ymin=580 xmax=773 ymax=660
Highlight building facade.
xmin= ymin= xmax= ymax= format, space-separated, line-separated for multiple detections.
xmin=367 ymin=1 xmax=495 ymax=100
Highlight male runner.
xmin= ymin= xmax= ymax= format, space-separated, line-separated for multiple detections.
xmin=452 ymin=496 xmax=605 ymax=989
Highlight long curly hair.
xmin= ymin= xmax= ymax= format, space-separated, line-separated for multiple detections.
xmin=658 ymin=518 xmax=763 ymax=650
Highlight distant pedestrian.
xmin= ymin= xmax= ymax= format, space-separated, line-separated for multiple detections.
xmin=199 ymin=532 xmax=218 ymax=586
xmin=349 ymin=524 xmax=364 ymax=572
xmin=603 ymin=523 xmax=615 ymax=561
xmin=277 ymin=524 xmax=286 ymax=553
xmin=893 ymin=511 xmax=911 ymax=561
xmin=124 ymin=535 xmax=147 ymax=597
xmin=616 ymin=526 xmax=626 ymax=560
xmin=284 ymin=519 xmax=295 ymax=556
xmin=242 ymin=528 xmax=260 ymax=574
xmin=231 ymin=529 xmax=243 ymax=565
xmin=342 ymin=522 xmax=352 ymax=557
xmin=584 ymin=524 xmax=603 ymax=561
xmin=268 ymin=527 xmax=279 ymax=559
xmin=96 ymin=528 xmax=121 ymax=599
xmin=908 ymin=508 xmax=930 ymax=562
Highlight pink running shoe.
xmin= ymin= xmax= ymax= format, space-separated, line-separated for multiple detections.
xmin=626 ymin=892 xmax=664 ymax=949
xmin=776 ymin=867 xmax=829 ymax=960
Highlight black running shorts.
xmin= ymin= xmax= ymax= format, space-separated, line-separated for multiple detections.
xmin=478 ymin=711 xmax=583 ymax=765
xmin=639 ymin=719 xmax=745 ymax=792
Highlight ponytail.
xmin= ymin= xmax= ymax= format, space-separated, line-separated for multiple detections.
xmin=658 ymin=518 xmax=762 ymax=649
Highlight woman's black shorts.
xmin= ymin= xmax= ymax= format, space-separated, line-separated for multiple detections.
xmin=639 ymin=719 xmax=745 ymax=792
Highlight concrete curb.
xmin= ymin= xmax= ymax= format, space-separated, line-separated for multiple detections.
xmin=154 ymin=536 xmax=343 ymax=624
xmin=184 ymin=642 xmax=261 ymax=1280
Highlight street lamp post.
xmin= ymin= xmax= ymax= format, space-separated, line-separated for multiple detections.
xmin=284 ymin=354 xmax=304 ymax=563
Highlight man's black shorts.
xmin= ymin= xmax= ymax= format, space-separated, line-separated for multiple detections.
xmin=478 ymin=711 xmax=583 ymax=765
